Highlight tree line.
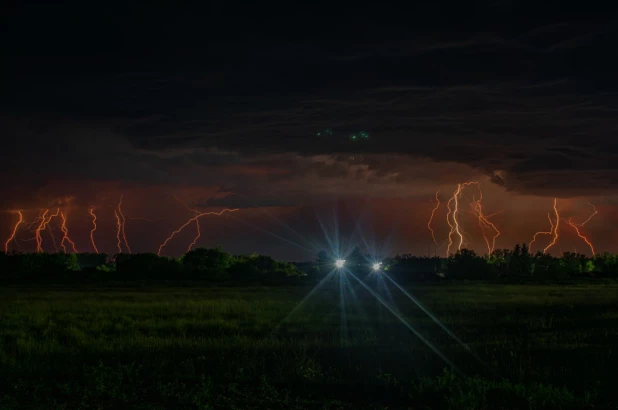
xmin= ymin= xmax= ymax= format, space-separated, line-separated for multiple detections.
xmin=1 ymin=243 xmax=617 ymax=284
xmin=0 ymin=246 xmax=303 ymax=284
xmin=388 ymin=243 xmax=618 ymax=282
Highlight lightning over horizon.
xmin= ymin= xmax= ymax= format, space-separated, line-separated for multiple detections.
xmin=565 ymin=203 xmax=598 ymax=256
xmin=33 ymin=209 xmax=60 ymax=253
xmin=4 ymin=211 xmax=24 ymax=253
xmin=116 ymin=196 xmax=131 ymax=254
xmin=0 ymin=192 xmax=609 ymax=257
xmin=158 ymin=208 xmax=240 ymax=256
xmin=427 ymin=191 xmax=440 ymax=246
xmin=441 ymin=182 xmax=500 ymax=257
xmin=173 ymin=196 xmax=202 ymax=252
xmin=114 ymin=210 xmax=123 ymax=254
xmin=59 ymin=211 xmax=78 ymax=253
xmin=528 ymin=199 xmax=598 ymax=256
xmin=89 ymin=208 xmax=99 ymax=254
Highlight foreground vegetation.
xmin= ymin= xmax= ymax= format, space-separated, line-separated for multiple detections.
xmin=1 ymin=281 xmax=617 ymax=409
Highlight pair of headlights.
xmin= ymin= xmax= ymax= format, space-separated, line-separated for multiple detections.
xmin=335 ymin=260 xmax=382 ymax=271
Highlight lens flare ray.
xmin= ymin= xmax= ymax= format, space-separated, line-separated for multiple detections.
xmin=346 ymin=270 xmax=461 ymax=375
xmin=382 ymin=272 xmax=496 ymax=375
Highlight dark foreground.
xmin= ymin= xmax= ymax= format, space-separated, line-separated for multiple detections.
xmin=1 ymin=279 xmax=617 ymax=409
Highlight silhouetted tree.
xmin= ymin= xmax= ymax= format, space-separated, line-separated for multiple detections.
xmin=509 ymin=243 xmax=532 ymax=276
xmin=446 ymin=249 xmax=491 ymax=279
xmin=183 ymin=246 xmax=232 ymax=279
xmin=116 ymin=253 xmax=182 ymax=279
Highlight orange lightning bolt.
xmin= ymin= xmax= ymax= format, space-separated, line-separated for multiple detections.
xmin=4 ymin=211 xmax=24 ymax=253
xmin=470 ymin=188 xmax=501 ymax=255
xmin=566 ymin=217 xmax=595 ymax=256
xmin=116 ymin=196 xmax=131 ymax=254
xmin=24 ymin=214 xmax=44 ymax=233
xmin=445 ymin=182 xmax=480 ymax=256
xmin=59 ymin=211 xmax=78 ymax=253
xmin=34 ymin=210 xmax=49 ymax=252
xmin=36 ymin=209 xmax=60 ymax=252
xmin=529 ymin=213 xmax=554 ymax=254
xmin=114 ymin=210 xmax=123 ymax=253
xmin=173 ymin=196 xmax=202 ymax=252
xmin=187 ymin=217 xmax=201 ymax=252
xmin=89 ymin=208 xmax=99 ymax=254
xmin=157 ymin=208 xmax=239 ymax=256
xmin=427 ymin=191 xmax=440 ymax=246
xmin=445 ymin=184 xmax=463 ymax=256
xmin=543 ymin=198 xmax=560 ymax=254
xmin=33 ymin=209 xmax=60 ymax=252
xmin=577 ymin=203 xmax=598 ymax=226
xmin=565 ymin=203 xmax=598 ymax=256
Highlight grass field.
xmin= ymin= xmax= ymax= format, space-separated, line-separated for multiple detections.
xmin=1 ymin=277 xmax=617 ymax=409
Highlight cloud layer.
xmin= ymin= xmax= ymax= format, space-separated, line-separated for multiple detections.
xmin=1 ymin=4 xmax=618 ymax=256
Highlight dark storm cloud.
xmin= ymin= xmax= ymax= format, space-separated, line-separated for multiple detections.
xmin=199 ymin=194 xmax=292 ymax=209
xmin=2 ymin=2 xmax=618 ymax=200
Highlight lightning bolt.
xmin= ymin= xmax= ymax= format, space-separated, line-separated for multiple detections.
xmin=470 ymin=190 xmax=501 ymax=255
xmin=445 ymin=184 xmax=463 ymax=256
xmin=187 ymin=217 xmax=201 ymax=252
xmin=157 ymin=208 xmax=239 ymax=256
xmin=529 ymin=213 xmax=554 ymax=254
xmin=32 ymin=209 xmax=60 ymax=252
xmin=173 ymin=196 xmax=202 ymax=252
xmin=543 ymin=198 xmax=560 ymax=254
xmin=529 ymin=199 xmax=561 ymax=254
xmin=89 ymin=208 xmax=99 ymax=254
xmin=566 ymin=218 xmax=595 ymax=256
xmin=114 ymin=210 xmax=123 ymax=253
xmin=444 ymin=181 xmax=501 ymax=256
xmin=41 ymin=209 xmax=61 ymax=252
xmin=577 ymin=203 xmax=598 ymax=226
xmin=116 ymin=196 xmax=131 ymax=254
xmin=427 ymin=191 xmax=440 ymax=246
xmin=565 ymin=203 xmax=598 ymax=256
xmin=59 ymin=211 xmax=78 ymax=253
xmin=445 ymin=182 xmax=478 ymax=256
xmin=4 ymin=211 xmax=24 ymax=253
xmin=34 ymin=210 xmax=49 ymax=252
xmin=24 ymin=215 xmax=43 ymax=233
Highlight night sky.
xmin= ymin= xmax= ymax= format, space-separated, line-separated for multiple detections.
xmin=2 ymin=2 xmax=618 ymax=260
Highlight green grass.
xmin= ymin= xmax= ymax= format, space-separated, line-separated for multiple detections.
xmin=0 ymin=280 xmax=617 ymax=409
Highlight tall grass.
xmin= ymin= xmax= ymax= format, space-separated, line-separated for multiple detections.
xmin=1 ymin=282 xmax=616 ymax=409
